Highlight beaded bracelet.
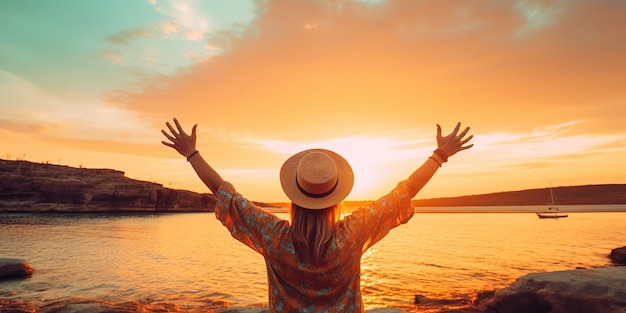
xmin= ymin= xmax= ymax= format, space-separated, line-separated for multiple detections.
xmin=433 ymin=149 xmax=448 ymax=163
xmin=186 ymin=150 xmax=199 ymax=162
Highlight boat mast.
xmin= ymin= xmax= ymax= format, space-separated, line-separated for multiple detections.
xmin=549 ymin=182 xmax=558 ymax=211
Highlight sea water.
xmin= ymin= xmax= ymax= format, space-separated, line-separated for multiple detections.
xmin=1 ymin=207 xmax=625 ymax=312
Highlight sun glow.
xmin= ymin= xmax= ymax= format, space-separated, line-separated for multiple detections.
xmin=335 ymin=141 xmax=410 ymax=200
xmin=249 ymin=133 xmax=432 ymax=200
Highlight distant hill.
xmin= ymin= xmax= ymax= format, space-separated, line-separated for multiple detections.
xmin=411 ymin=184 xmax=626 ymax=207
xmin=273 ymin=184 xmax=626 ymax=210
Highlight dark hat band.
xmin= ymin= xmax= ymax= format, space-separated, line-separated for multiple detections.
xmin=296 ymin=177 xmax=338 ymax=199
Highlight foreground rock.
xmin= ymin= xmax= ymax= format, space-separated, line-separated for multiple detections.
xmin=610 ymin=246 xmax=626 ymax=265
xmin=0 ymin=300 xmax=413 ymax=313
xmin=482 ymin=266 xmax=626 ymax=313
xmin=1 ymin=298 xmax=229 ymax=313
xmin=0 ymin=159 xmax=216 ymax=212
xmin=215 ymin=308 xmax=409 ymax=313
xmin=0 ymin=258 xmax=33 ymax=281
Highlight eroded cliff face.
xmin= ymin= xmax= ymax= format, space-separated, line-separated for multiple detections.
xmin=0 ymin=159 xmax=215 ymax=212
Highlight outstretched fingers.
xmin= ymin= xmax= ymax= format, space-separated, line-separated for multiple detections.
xmin=459 ymin=143 xmax=474 ymax=151
xmin=457 ymin=131 xmax=474 ymax=152
xmin=161 ymin=140 xmax=175 ymax=148
xmin=452 ymin=122 xmax=461 ymax=135
xmin=165 ymin=121 xmax=178 ymax=138
xmin=458 ymin=126 xmax=471 ymax=139
xmin=173 ymin=118 xmax=186 ymax=136
xmin=460 ymin=134 xmax=474 ymax=145
xmin=161 ymin=129 xmax=175 ymax=142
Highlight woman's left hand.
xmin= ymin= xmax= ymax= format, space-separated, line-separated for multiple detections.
xmin=161 ymin=118 xmax=198 ymax=159
xmin=436 ymin=122 xmax=474 ymax=158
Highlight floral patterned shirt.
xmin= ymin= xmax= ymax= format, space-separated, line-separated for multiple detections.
xmin=215 ymin=181 xmax=414 ymax=313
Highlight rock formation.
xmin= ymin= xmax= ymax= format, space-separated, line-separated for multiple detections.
xmin=610 ymin=246 xmax=626 ymax=265
xmin=0 ymin=258 xmax=33 ymax=281
xmin=0 ymin=159 xmax=216 ymax=212
xmin=481 ymin=266 xmax=626 ymax=313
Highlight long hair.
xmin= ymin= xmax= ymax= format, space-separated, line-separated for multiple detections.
xmin=289 ymin=202 xmax=342 ymax=264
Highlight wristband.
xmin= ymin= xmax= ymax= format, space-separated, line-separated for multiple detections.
xmin=433 ymin=149 xmax=448 ymax=162
xmin=186 ymin=150 xmax=199 ymax=162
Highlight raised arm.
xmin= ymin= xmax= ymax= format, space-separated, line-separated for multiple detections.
xmin=406 ymin=122 xmax=473 ymax=198
xmin=161 ymin=118 xmax=224 ymax=194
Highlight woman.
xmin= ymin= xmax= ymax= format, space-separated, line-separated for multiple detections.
xmin=161 ymin=118 xmax=473 ymax=312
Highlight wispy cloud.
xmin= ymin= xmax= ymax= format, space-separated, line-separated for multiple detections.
xmin=105 ymin=28 xmax=154 ymax=45
xmin=248 ymin=130 xmax=433 ymax=166
xmin=469 ymin=121 xmax=626 ymax=170
xmin=160 ymin=20 xmax=180 ymax=34
xmin=151 ymin=0 xmax=210 ymax=41
xmin=0 ymin=71 xmax=154 ymax=142
xmin=513 ymin=1 xmax=563 ymax=38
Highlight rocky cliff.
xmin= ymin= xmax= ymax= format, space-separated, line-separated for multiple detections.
xmin=0 ymin=159 xmax=216 ymax=213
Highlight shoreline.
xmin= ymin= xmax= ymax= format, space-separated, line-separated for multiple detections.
xmin=0 ymin=297 xmax=475 ymax=313
xmin=2 ymin=204 xmax=626 ymax=214
xmin=4 ymin=266 xmax=624 ymax=313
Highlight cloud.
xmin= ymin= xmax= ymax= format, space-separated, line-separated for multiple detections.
xmin=105 ymin=28 xmax=154 ymax=45
xmin=0 ymin=119 xmax=64 ymax=135
xmin=151 ymin=0 xmax=210 ymax=40
xmin=249 ymin=130 xmax=431 ymax=163
xmin=512 ymin=1 xmax=563 ymax=38
xmin=161 ymin=20 xmax=180 ymax=34
xmin=468 ymin=121 xmax=626 ymax=172
xmin=0 ymin=71 xmax=155 ymax=142
xmin=102 ymin=51 xmax=123 ymax=64
xmin=119 ymin=0 xmax=626 ymax=143
xmin=39 ymin=137 xmax=165 ymax=158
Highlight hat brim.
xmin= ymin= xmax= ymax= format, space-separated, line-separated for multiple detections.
xmin=280 ymin=149 xmax=354 ymax=210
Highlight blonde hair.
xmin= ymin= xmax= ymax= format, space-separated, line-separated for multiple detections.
xmin=289 ymin=203 xmax=342 ymax=264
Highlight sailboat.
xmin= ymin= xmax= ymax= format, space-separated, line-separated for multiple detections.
xmin=536 ymin=186 xmax=568 ymax=219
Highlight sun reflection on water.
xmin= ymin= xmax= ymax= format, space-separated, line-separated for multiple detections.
xmin=2 ymin=211 xmax=625 ymax=313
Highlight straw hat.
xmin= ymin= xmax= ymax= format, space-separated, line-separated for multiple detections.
xmin=280 ymin=149 xmax=354 ymax=210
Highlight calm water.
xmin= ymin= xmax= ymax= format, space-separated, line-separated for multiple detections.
xmin=1 ymin=207 xmax=625 ymax=312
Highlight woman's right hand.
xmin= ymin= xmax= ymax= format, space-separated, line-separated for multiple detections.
xmin=161 ymin=118 xmax=198 ymax=159
xmin=436 ymin=122 xmax=474 ymax=158
xmin=161 ymin=118 xmax=224 ymax=194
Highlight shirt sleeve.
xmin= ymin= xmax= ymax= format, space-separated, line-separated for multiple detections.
xmin=214 ymin=181 xmax=287 ymax=256
xmin=343 ymin=180 xmax=414 ymax=252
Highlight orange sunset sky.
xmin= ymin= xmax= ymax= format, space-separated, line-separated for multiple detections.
xmin=1 ymin=0 xmax=625 ymax=202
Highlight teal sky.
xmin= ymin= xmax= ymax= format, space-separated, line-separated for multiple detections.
xmin=0 ymin=0 xmax=255 ymax=97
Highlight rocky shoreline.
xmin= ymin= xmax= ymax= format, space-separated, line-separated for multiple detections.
xmin=0 ymin=159 xmax=217 ymax=213
xmin=2 ymin=247 xmax=624 ymax=313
